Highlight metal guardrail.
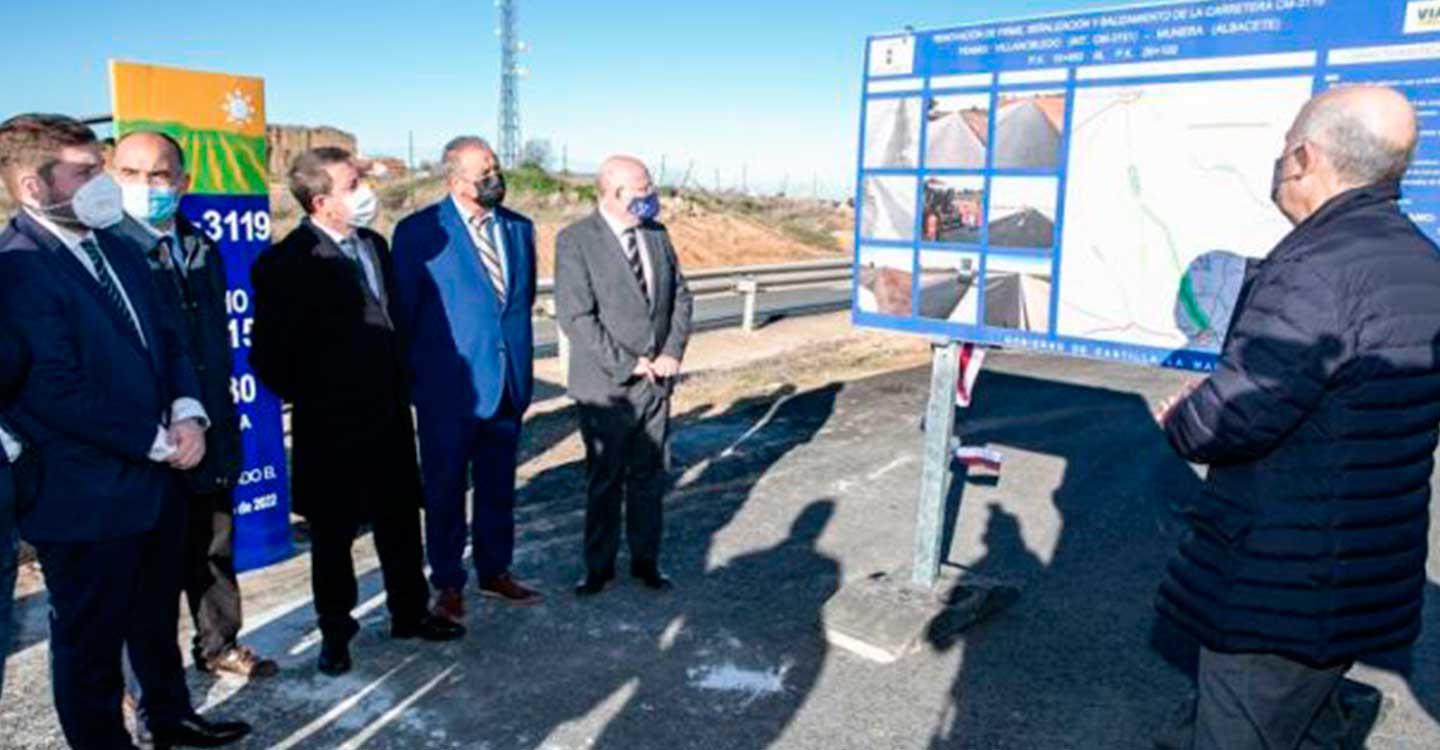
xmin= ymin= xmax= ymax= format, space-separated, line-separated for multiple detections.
xmin=534 ymin=258 xmax=851 ymax=297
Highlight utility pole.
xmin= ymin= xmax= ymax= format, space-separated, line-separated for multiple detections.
xmin=497 ymin=0 xmax=525 ymax=168
xmin=407 ymin=130 xmax=415 ymax=208
xmin=562 ymin=144 xmax=569 ymax=175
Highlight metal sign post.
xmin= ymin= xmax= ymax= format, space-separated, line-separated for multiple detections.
xmin=912 ymin=340 xmax=960 ymax=589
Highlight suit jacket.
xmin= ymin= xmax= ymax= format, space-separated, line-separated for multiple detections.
xmin=554 ymin=212 xmax=693 ymax=405
xmin=249 ymin=219 xmax=421 ymax=521
xmin=391 ymin=200 xmax=536 ymax=422
xmin=0 ymin=211 xmax=200 ymax=542
xmin=114 ymin=215 xmax=243 ymax=493
xmin=0 ymin=326 xmax=29 ymax=527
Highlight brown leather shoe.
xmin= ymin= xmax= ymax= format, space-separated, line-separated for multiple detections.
xmin=479 ymin=573 xmax=544 ymax=606
xmin=432 ymin=587 xmax=465 ymax=623
xmin=200 ymin=645 xmax=279 ymax=678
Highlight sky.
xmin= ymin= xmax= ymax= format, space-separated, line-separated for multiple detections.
xmin=2 ymin=0 xmax=1118 ymax=198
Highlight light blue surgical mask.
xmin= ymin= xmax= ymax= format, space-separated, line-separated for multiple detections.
xmin=627 ymin=192 xmax=661 ymax=222
xmin=120 ymin=182 xmax=180 ymax=225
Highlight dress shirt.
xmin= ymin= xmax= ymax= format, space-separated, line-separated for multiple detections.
xmin=599 ymin=206 xmax=655 ymax=305
xmin=451 ymin=195 xmax=510 ymax=287
xmin=313 ymin=220 xmax=382 ymax=302
xmin=23 ymin=209 xmax=208 ymax=463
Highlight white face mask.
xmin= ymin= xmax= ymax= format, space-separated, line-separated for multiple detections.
xmin=120 ymin=182 xmax=181 ymax=225
xmin=44 ymin=173 xmax=125 ymax=229
xmin=344 ymin=184 xmax=378 ymax=229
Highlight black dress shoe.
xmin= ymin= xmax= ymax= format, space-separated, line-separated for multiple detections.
xmin=147 ymin=714 xmax=251 ymax=749
xmin=392 ymin=613 xmax=466 ymax=641
xmin=575 ymin=568 xmax=615 ymax=596
xmin=317 ymin=638 xmax=352 ymax=677
xmin=630 ymin=562 xmax=673 ymax=591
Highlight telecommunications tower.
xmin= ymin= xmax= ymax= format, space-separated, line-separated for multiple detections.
xmin=496 ymin=0 xmax=526 ymax=167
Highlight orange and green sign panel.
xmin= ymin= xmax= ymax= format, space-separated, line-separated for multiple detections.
xmin=110 ymin=61 xmax=291 ymax=571
xmin=110 ymin=61 xmax=268 ymax=195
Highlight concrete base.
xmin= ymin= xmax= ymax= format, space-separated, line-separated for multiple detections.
xmin=821 ymin=568 xmax=1020 ymax=664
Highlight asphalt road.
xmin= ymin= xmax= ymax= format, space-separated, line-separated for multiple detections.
xmin=3 ymin=351 xmax=1435 ymax=749
xmin=533 ymin=284 xmax=852 ymax=356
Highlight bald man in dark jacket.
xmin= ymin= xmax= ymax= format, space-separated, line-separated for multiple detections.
xmin=1156 ymin=86 xmax=1440 ymax=749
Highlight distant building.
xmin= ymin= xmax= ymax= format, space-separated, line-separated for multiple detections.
xmin=266 ymin=125 xmax=357 ymax=179
xmin=366 ymin=156 xmax=409 ymax=180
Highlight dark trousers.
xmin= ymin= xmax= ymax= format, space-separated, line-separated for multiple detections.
xmin=33 ymin=490 xmax=193 ymax=750
xmin=122 ymin=489 xmax=242 ymax=713
xmin=308 ymin=499 xmax=429 ymax=643
xmin=578 ymin=384 xmax=670 ymax=575
xmin=420 ymin=392 xmax=522 ymax=590
xmin=0 ymin=463 xmax=15 ymax=699
xmin=1160 ymin=647 xmax=1354 ymax=750
xmin=182 ymin=488 xmax=242 ymax=662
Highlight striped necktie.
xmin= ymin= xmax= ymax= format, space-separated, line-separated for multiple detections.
xmin=624 ymin=228 xmax=649 ymax=305
xmin=79 ymin=237 xmax=143 ymax=340
xmin=470 ymin=214 xmax=507 ymax=305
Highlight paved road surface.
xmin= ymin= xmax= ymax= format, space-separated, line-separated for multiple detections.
xmin=3 ymin=351 xmax=1435 ymax=749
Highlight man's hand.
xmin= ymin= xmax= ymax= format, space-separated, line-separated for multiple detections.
xmin=168 ymin=418 xmax=207 ymax=471
xmin=651 ymin=355 xmax=682 ymax=380
xmin=633 ymin=356 xmax=657 ymax=384
xmin=1153 ymin=379 xmax=1202 ymax=426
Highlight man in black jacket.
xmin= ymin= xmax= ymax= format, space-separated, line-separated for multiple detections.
xmin=250 ymin=147 xmax=462 ymax=677
xmin=111 ymin=130 xmax=277 ymax=679
xmin=1155 ymin=86 xmax=1440 ymax=749
xmin=0 ymin=326 xmax=28 ymax=699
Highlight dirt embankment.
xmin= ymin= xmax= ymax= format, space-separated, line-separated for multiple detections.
xmin=268 ymin=168 xmax=854 ymax=276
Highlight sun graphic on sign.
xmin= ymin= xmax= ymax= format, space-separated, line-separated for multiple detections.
xmin=221 ymin=89 xmax=255 ymax=127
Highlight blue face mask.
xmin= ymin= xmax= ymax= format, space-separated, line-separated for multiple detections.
xmin=120 ymin=182 xmax=180 ymax=225
xmin=627 ymin=192 xmax=661 ymax=222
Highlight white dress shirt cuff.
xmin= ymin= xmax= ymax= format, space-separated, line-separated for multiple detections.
xmin=171 ymin=398 xmax=210 ymax=431
xmin=0 ymin=426 xmax=21 ymax=463
xmin=149 ymin=425 xmax=177 ymax=463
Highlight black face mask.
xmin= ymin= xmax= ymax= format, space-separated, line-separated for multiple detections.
xmin=475 ymin=173 xmax=506 ymax=209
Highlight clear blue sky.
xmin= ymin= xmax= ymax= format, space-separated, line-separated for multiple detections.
xmin=2 ymin=0 xmax=1112 ymax=197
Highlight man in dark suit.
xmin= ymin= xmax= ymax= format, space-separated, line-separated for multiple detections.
xmin=112 ymin=131 xmax=277 ymax=680
xmin=0 ymin=113 xmax=249 ymax=748
xmin=392 ymin=136 xmax=541 ymax=622
xmin=0 ymin=326 xmax=29 ymax=699
xmin=555 ymin=155 xmax=693 ymax=596
xmin=250 ymin=147 xmax=463 ymax=677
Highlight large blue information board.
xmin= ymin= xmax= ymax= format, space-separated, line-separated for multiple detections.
xmin=853 ymin=0 xmax=1440 ymax=370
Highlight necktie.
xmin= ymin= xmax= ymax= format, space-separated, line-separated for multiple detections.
xmin=339 ymin=238 xmax=371 ymax=295
xmin=624 ymin=228 xmax=649 ymax=305
xmin=158 ymin=235 xmax=185 ymax=277
xmin=80 ymin=237 xmax=142 ymax=339
xmin=470 ymin=214 xmax=507 ymax=305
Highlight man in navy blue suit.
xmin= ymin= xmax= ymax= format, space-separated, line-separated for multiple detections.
xmin=392 ymin=136 xmax=540 ymax=621
xmin=0 ymin=114 xmax=249 ymax=749
xmin=0 ymin=326 xmax=28 ymax=700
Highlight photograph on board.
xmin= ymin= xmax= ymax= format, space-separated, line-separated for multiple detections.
xmin=922 ymin=176 xmax=985 ymax=244
xmin=861 ymin=175 xmax=919 ymax=241
xmin=864 ymin=96 xmax=922 ymax=168
xmin=984 ymin=254 xmax=1053 ymax=333
xmin=857 ymin=246 xmax=916 ymax=317
xmin=918 ymin=250 xmax=981 ymax=324
xmin=987 ymin=176 xmax=1058 ymax=250
xmin=993 ymin=90 xmax=1067 ymax=170
xmin=925 ymin=94 xmax=990 ymax=169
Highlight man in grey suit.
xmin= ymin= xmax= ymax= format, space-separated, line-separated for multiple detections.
xmin=555 ymin=155 xmax=693 ymax=596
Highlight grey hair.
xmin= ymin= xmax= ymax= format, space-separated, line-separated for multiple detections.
xmin=441 ymin=136 xmax=494 ymax=178
xmin=1296 ymin=99 xmax=1416 ymax=186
